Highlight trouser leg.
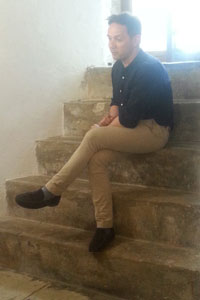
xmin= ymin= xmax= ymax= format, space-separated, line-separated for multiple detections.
xmin=45 ymin=119 xmax=169 ymax=196
xmin=88 ymin=150 xmax=123 ymax=228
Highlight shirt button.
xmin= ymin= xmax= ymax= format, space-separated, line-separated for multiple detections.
xmin=122 ymin=76 xmax=125 ymax=79
xmin=120 ymin=89 xmax=122 ymax=93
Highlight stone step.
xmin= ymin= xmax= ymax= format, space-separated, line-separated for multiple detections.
xmin=6 ymin=175 xmax=200 ymax=250
xmin=85 ymin=62 xmax=200 ymax=99
xmin=64 ymin=99 xmax=200 ymax=143
xmin=0 ymin=268 xmax=125 ymax=300
xmin=35 ymin=136 xmax=200 ymax=192
xmin=1 ymin=216 xmax=200 ymax=300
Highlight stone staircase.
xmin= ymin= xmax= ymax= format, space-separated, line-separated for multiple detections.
xmin=1 ymin=62 xmax=200 ymax=300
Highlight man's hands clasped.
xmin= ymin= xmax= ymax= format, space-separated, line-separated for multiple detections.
xmin=91 ymin=105 xmax=121 ymax=129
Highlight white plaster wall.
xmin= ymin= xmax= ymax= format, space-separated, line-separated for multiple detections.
xmin=111 ymin=0 xmax=121 ymax=14
xmin=0 ymin=0 xmax=107 ymax=215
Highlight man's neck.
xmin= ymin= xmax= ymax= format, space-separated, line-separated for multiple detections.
xmin=121 ymin=48 xmax=140 ymax=68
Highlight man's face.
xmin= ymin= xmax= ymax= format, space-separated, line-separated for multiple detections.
xmin=107 ymin=23 xmax=140 ymax=61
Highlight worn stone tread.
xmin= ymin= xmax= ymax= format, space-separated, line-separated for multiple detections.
xmin=36 ymin=135 xmax=200 ymax=149
xmin=6 ymin=175 xmax=200 ymax=205
xmin=65 ymin=98 xmax=200 ymax=104
xmin=0 ymin=216 xmax=200 ymax=300
xmin=63 ymin=98 xmax=200 ymax=143
xmin=35 ymin=136 xmax=200 ymax=192
xmin=1 ymin=216 xmax=200 ymax=271
xmin=0 ymin=267 xmax=125 ymax=300
xmin=85 ymin=63 xmax=200 ymax=99
xmin=6 ymin=176 xmax=200 ymax=249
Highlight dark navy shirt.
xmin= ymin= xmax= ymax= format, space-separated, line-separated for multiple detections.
xmin=111 ymin=49 xmax=174 ymax=129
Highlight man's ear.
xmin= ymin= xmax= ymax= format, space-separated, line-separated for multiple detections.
xmin=132 ymin=34 xmax=141 ymax=47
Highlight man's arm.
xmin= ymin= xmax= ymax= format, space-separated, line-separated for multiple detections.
xmin=108 ymin=116 xmax=122 ymax=127
xmin=109 ymin=105 xmax=119 ymax=118
xmin=98 ymin=63 xmax=120 ymax=127
xmin=118 ymin=64 xmax=162 ymax=128
xmin=91 ymin=105 xmax=119 ymax=128
xmin=91 ymin=63 xmax=120 ymax=128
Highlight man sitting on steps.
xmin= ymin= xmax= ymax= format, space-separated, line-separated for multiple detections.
xmin=15 ymin=13 xmax=173 ymax=252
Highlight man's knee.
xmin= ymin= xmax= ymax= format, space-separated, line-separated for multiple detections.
xmin=84 ymin=126 xmax=108 ymax=144
xmin=84 ymin=127 xmax=99 ymax=141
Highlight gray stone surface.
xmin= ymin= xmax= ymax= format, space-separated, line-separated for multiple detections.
xmin=0 ymin=268 xmax=46 ymax=300
xmin=1 ymin=216 xmax=200 ymax=300
xmin=64 ymin=99 xmax=110 ymax=137
xmin=2 ymin=61 xmax=200 ymax=300
xmin=0 ymin=268 xmax=123 ymax=300
xmin=171 ymin=100 xmax=200 ymax=142
xmin=86 ymin=67 xmax=112 ymax=99
xmin=6 ymin=176 xmax=200 ymax=249
xmin=64 ymin=99 xmax=200 ymax=143
xmin=85 ymin=62 xmax=200 ymax=99
xmin=35 ymin=136 xmax=200 ymax=192
xmin=165 ymin=62 xmax=200 ymax=99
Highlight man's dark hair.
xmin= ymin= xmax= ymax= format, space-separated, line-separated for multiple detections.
xmin=107 ymin=13 xmax=141 ymax=37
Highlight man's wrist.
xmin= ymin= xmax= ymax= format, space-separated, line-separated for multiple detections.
xmin=109 ymin=105 xmax=119 ymax=118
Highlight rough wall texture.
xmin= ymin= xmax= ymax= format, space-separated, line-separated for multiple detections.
xmin=0 ymin=0 xmax=106 ymax=215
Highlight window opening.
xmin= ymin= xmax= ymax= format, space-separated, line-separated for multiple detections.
xmin=132 ymin=0 xmax=200 ymax=61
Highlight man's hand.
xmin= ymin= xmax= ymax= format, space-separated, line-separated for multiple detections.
xmin=98 ymin=105 xmax=119 ymax=126
xmin=108 ymin=116 xmax=123 ymax=127
xmin=98 ymin=114 xmax=115 ymax=126
xmin=91 ymin=123 xmax=100 ymax=129
xmin=90 ymin=114 xmax=114 ymax=129
xmin=90 ymin=105 xmax=119 ymax=129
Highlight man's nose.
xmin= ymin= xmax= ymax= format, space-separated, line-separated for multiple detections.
xmin=109 ymin=40 xmax=116 ymax=49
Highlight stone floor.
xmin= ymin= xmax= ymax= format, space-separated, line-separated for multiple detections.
xmin=0 ymin=268 xmax=122 ymax=300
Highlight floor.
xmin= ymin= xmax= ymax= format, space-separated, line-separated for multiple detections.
xmin=0 ymin=268 xmax=116 ymax=300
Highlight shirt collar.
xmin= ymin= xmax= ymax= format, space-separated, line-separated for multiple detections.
xmin=119 ymin=48 xmax=144 ymax=72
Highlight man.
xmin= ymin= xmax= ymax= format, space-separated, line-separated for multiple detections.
xmin=16 ymin=13 xmax=173 ymax=252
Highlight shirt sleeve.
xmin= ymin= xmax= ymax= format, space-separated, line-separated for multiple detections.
xmin=118 ymin=63 xmax=162 ymax=128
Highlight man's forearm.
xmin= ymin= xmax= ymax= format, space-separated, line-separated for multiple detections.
xmin=109 ymin=105 xmax=119 ymax=118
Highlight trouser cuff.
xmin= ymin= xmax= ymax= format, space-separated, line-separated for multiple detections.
xmin=96 ymin=220 xmax=113 ymax=228
xmin=45 ymin=182 xmax=62 ymax=196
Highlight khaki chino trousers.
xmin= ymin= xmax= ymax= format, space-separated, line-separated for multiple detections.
xmin=46 ymin=119 xmax=170 ymax=228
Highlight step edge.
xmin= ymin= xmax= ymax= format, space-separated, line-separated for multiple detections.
xmin=63 ymin=98 xmax=200 ymax=105
xmin=5 ymin=175 xmax=200 ymax=207
xmin=86 ymin=62 xmax=200 ymax=71
xmin=1 ymin=216 xmax=200 ymax=272
xmin=35 ymin=136 xmax=200 ymax=151
xmin=0 ymin=267 xmax=126 ymax=300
